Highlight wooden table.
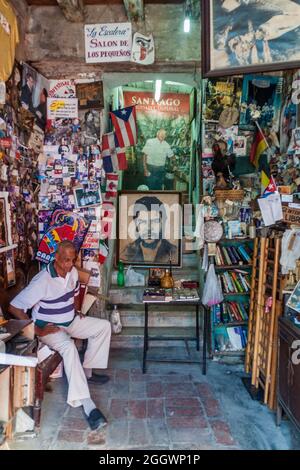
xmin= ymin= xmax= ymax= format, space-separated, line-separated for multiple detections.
xmin=142 ymin=298 xmax=208 ymax=375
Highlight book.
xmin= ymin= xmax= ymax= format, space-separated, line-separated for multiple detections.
xmin=221 ymin=246 xmax=232 ymax=265
xmin=231 ymin=246 xmax=243 ymax=263
xmin=237 ymin=245 xmax=251 ymax=263
xmin=227 ymin=326 xmax=243 ymax=350
xmin=225 ymin=246 xmax=236 ymax=265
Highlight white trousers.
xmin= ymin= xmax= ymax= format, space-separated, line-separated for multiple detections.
xmin=40 ymin=316 xmax=111 ymax=407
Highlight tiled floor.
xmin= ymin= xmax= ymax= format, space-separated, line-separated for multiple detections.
xmin=8 ymin=348 xmax=300 ymax=450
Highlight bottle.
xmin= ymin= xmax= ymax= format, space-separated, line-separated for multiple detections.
xmin=249 ymin=219 xmax=256 ymax=239
xmin=117 ymin=261 xmax=125 ymax=287
xmin=110 ymin=305 xmax=122 ymax=334
xmin=160 ymin=269 xmax=174 ymax=289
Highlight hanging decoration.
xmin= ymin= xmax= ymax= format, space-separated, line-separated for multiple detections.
xmin=131 ymin=32 xmax=155 ymax=65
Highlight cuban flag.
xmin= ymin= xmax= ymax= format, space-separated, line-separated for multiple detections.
xmin=110 ymin=105 xmax=137 ymax=148
xmin=101 ymin=132 xmax=127 ymax=173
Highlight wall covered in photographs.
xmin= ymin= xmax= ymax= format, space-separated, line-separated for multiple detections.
xmin=122 ymin=90 xmax=192 ymax=191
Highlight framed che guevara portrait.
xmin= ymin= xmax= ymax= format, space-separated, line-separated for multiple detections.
xmin=202 ymin=0 xmax=300 ymax=77
xmin=117 ymin=191 xmax=182 ymax=267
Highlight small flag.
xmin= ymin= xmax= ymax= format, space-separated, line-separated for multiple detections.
xmin=105 ymin=173 xmax=119 ymax=200
xmin=110 ymin=105 xmax=137 ymax=148
xmin=101 ymin=132 xmax=127 ymax=173
xmin=98 ymin=240 xmax=109 ymax=264
xmin=261 ymin=170 xmax=270 ymax=189
xmin=263 ymin=175 xmax=277 ymax=196
xmin=250 ymin=130 xmax=268 ymax=168
xmin=101 ymin=201 xmax=115 ymax=239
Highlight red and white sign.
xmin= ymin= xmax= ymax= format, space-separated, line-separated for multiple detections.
xmin=49 ymin=80 xmax=76 ymax=98
xmin=84 ymin=23 xmax=132 ymax=63
xmin=123 ymin=91 xmax=190 ymax=119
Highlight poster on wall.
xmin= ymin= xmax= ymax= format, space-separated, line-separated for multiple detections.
xmin=48 ymin=80 xmax=76 ymax=98
xmin=36 ymin=210 xmax=89 ymax=264
xmin=21 ymin=63 xmax=50 ymax=130
xmin=84 ymin=23 xmax=132 ymax=63
xmin=47 ymin=98 xmax=78 ymax=120
xmin=131 ymin=32 xmax=155 ymax=65
xmin=79 ymin=109 xmax=101 ymax=145
xmin=76 ymin=81 xmax=104 ymax=109
xmin=122 ymin=91 xmax=191 ymax=190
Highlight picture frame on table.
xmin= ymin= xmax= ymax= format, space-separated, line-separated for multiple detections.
xmin=202 ymin=0 xmax=300 ymax=77
xmin=117 ymin=191 xmax=182 ymax=267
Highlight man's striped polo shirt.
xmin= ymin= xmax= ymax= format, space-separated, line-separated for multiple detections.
xmin=11 ymin=263 xmax=79 ymax=326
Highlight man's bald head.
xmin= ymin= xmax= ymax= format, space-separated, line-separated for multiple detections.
xmin=54 ymin=241 xmax=76 ymax=278
xmin=157 ymin=129 xmax=166 ymax=142
xmin=56 ymin=240 xmax=76 ymax=255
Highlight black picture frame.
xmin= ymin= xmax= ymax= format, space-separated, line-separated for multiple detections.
xmin=202 ymin=0 xmax=300 ymax=77
xmin=117 ymin=190 xmax=182 ymax=268
xmin=76 ymin=81 xmax=104 ymax=110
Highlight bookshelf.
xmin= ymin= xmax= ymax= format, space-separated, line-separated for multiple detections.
xmin=211 ymin=238 xmax=254 ymax=358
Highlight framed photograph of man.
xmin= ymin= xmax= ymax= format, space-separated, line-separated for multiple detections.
xmin=117 ymin=191 xmax=182 ymax=267
xmin=202 ymin=0 xmax=300 ymax=77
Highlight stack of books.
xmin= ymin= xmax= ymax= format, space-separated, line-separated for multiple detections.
xmin=172 ymin=289 xmax=199 ymax=301
xmin=212 ymin=302 xmax=249 ymax=324
xmin=143 ymin=288 xmax=199 ymax=303
xmin=215 ymin=244 xmax=252 ymax=266
xmin=215 ymin=325 xmax=248 ymax=351
xmin=218 ymin=270 xmax=251 ymax=294
xmin=143 ymin=288 xmax=167 ymax=302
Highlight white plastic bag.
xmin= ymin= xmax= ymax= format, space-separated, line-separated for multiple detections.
xmin=125 ymin=266 xmax=145 ymax=287
xmin=201 ymin=263 xmax=223 ymax=307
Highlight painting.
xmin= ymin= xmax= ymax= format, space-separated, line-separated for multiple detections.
xmin=35 ymin=209 xmax=90 ymax=264
xmin=202 ymin=0 xmax=300 ymax=77
xmin=122 ymin=90 xmax=191 ymax=191
xmin=21 ymin=62 xmax=49 ymax=130
xmin=76 ymin=81 xmax=104 ymax=110
xmin=239 ymin=74 xmax=283 ymax=131
xmin=117 ymin=191 xmax=182 ymax=267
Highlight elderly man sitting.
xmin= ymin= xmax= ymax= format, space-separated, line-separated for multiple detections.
xmin=9 ymin=241 xmax=111 ymax=430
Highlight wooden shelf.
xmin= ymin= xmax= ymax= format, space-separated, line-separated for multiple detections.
xmin=223 ymin=292 xmax=250 ymax=296
xmin=215 ymin=264 xmax=252 ymax=269
xmin=214 ymin=321 xmax=248 ymax=327
xmin=213 ymin=350 xmax=245 ymax=357
xmin=219 ymin=238 xmax=252 ymax=242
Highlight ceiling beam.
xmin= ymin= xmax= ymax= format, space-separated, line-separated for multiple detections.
xmin=25 ymin=0 xmax=184 ymax=5
xmin=55 ymin=0 xmax=86 ymax=22
xmin=31 ymin=57 xmax=200 ymax=79
xmin=123 ymin=0 xmax=144 ymax=22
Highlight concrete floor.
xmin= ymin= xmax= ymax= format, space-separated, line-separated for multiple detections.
xmin=8 ymin=347 xmax=300 ymax=450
